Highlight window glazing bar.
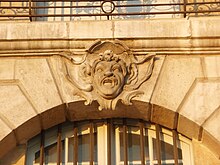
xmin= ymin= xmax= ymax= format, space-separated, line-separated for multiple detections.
xmin=73 ymin=122 xmax=78 ymax=165
xmin=90 ymin=121 xmax=94 ymax=165
xmin=123 ymin=119 xmax=128 ymax=165
xmin=155 ymin=124 xmax=162 ymax=165
xmin=172 ymin=130 xmax=179 ymax=165
xmin=139 ymin=120 xmax=145 ymax=165
xmin=107 ymin=119 xmax=112 ymax=165
xmin=57 ymin=125 xmax=62 ymax=165
xmin=40 ymin=130 xmax=45 ymax=165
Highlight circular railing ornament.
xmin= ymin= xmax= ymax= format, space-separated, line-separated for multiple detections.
xmin=101 ymin=0 xmax=115 ymax=14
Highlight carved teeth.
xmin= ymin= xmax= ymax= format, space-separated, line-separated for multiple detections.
xmin=103 ymin=79 xmax=113 ymax=85
xmin=104 ymin=79 xmax=112 ymax=83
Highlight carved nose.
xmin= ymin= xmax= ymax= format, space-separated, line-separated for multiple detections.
xmin=104 ymin=71 xmax=113 ymax=77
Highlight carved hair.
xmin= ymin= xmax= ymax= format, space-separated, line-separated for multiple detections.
xmin=91 ymin=50 xmax=127 ymax=77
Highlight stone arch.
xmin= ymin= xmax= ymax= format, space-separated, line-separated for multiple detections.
xmin=0 ymin=100 xmax=220 ymax=160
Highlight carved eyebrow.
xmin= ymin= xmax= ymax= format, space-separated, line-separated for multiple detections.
xmin=112 ymin=64 xmax=121 ymax=69
xmin=95 ymin=63 xmax=105 ymax=69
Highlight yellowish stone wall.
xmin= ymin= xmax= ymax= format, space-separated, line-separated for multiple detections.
xmin=0 ymin=145 xmax=26 ymax=165
xmin=0 ymin=18 xmax=220 ymax=164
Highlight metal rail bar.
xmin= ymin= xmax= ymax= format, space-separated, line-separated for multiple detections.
xmin=1 ymin=10 xmax=220 ymax=17
xmin=1 ymin=0 xmax=220 ymax=20
xmin=172 ymin=130 xmax=179 ymax=165
xmin=0 ymin=2 xmax=218 ymax=8
xmin=40 ymin=130 xmax=45 ymax=165
xmin=90 ymin=121 xmax=94 ymax=165
xmin=26 ymin=119 xmax=191 ymax=165
xmin=107 ymin=119 xmax=112 ymax=165
xmin=0 ymin=0 xmax=121 ymax=1
xmin=28 ymin=0 xmax=32 ymax=21
xmin=2 ymin=1 xmax=219 ymax=7
xmin=57 ymin=124 xmax=62 ymax=165
xmin=1 ymin=9 xmax=220 ymax=18
xmin=139 ymin=120 xmax=145 ymax=165
xmin=155 ymin=124 xmax=162 ymax=165
xmin=73 ymin=123 xmax=78 ymax=165
xmin=183 ymin=0 xmax=187 ymax=17
xmin=1 ymin=1 xmax=218 ymax=9
xmin=123 ymin=118 xmax=128 ymax=165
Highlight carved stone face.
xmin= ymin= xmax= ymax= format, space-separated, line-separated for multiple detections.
xmin=93 ymin=60 xmax=127 ymax=99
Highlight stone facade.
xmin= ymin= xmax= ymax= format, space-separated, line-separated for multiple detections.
xmin=0 ymin=17 xmax=220 ymax=164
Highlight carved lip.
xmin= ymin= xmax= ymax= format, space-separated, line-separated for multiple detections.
xmin=102 ymin=78 xmax=118 ymax=86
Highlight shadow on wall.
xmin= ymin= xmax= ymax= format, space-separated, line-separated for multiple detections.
xmin=0 ymin=145 xmax=26 ymax=165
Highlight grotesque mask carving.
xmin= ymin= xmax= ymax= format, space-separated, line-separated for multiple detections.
xmin=63 ymin=40 xmax=155 ymax=110
xmin=92 ymin=50 xmax=127 ymax=99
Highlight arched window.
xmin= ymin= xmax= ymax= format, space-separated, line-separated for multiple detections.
xmin=26 ymin=119 xmax=194 ymax=165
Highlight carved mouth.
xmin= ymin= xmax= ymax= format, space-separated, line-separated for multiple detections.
xmin=102 ymin=78 xmax=118 ymax=87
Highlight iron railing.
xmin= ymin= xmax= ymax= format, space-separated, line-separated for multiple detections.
xmin=0 ymin=0 xmax=220 ymax=21
xmin=26 ymin=119 xmax=185 ymax=165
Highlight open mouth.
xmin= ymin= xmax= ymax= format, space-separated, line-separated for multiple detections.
xmin=103 ymin=78 xmax=117 ymax=86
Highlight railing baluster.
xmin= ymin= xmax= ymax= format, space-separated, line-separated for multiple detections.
xmin=29 ymin=0 xmax=32 ymax=21
xmin=183 ymin=0 xmax=187 ymax=18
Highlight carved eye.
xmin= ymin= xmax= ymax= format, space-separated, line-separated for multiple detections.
xmin=96 ymin=68 xmax=103 ymax=73
xmin=112 ymin=66 xmax=121 ymax=72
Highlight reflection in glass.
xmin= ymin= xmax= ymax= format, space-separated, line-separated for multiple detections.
xmin=153 ymin=138 xmax=157 ymax=160
xmin=27 ymin=119 xmax=192 ymax=165
xmin=128 ymin=127 xmax=141 ymax=162
xmin=78 ymin=134 xmax=90 ymax=162
xmin=34 ymin=151 xmax=40 ymax=164
xmin=68 ymin=137 xmax=74 ymax=162
xmin=45 ymin=143 xmax=57 ymax=164
xmin=144 ymin=135 xmax=150 ymax=163
xmin=161 ymin=140 xmax=174 ymax=160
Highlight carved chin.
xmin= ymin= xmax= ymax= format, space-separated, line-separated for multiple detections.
xmin=99 ymin=88 xmax=121 ymax=99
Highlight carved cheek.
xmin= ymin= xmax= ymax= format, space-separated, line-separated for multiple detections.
xmin=118 ymin=74 xmax=125 ymax=87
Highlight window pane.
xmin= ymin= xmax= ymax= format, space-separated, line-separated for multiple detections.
xmin=94 ymin=132 xmax=98 ymax=163
xmin=78 ymin=134 xmax=90 ymax=162
xmin=119 ymin=129 xmax=124 ymax=161
xmin=128 ymin=127 xmax=141 ymax=162
xmin=178 ymin=148 xmax=183 ymax=159
xmin=61 ymin=141 xmax=65 ymax=165
xmin=161 ymin=140 xmax=174 ymax=160
xmin=26 ymin=119 xmax=192 ymax=165
xmin=68 ymin=137 xmax=74 ymax=162
xmin=144 ymin=136 xmax=150 ymax=162
xmin=34 ymin=151 xmax=40 ymax=164
xmin=45 ymin=143 xmax=57 ymax=164
xmin=152 ymin=138 xmax=157 ymax=160
xmin=161 ymin=140 xmax=183 ymax=161
xmin=77 ymin=127 xmax=97 ymax=163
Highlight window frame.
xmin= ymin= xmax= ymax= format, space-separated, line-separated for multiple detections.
xmin=26 ymin=119 xmax=194 ymax=165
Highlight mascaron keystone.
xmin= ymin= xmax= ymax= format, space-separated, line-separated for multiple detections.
xmin=63 ymin=40 xmax=155 ymax=110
